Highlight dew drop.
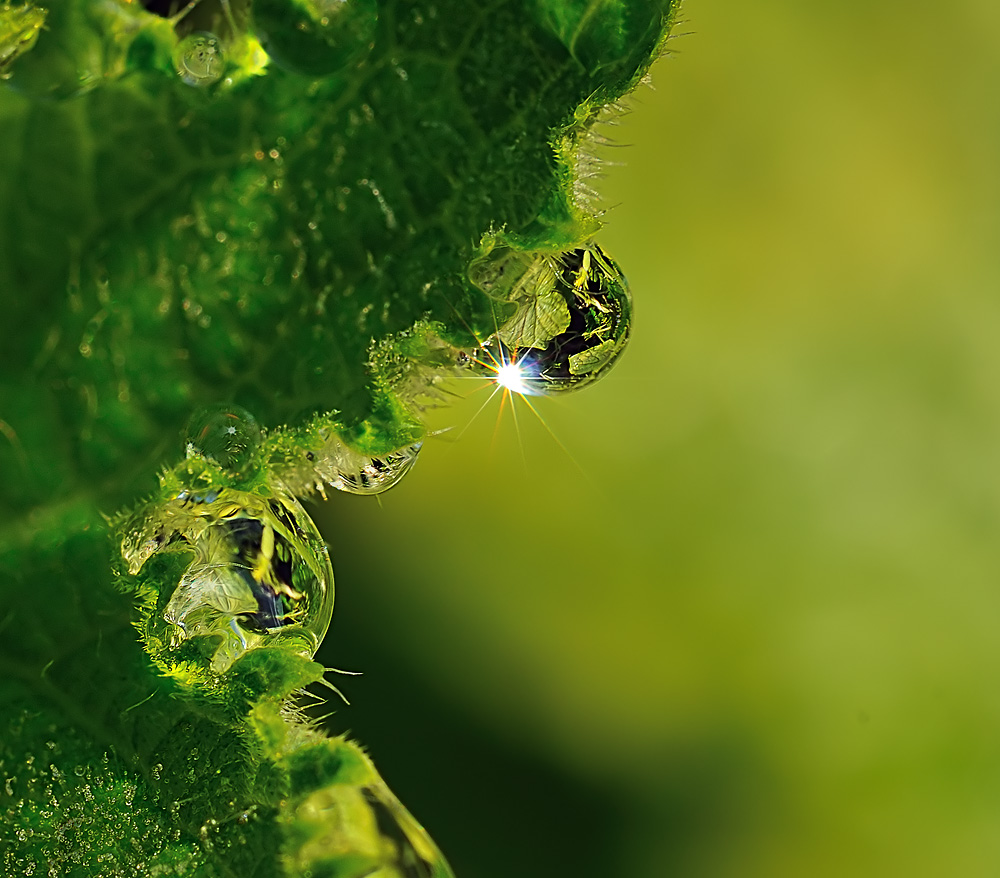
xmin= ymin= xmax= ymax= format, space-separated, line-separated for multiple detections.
xmin=252 ymin=0 xmax=378 ymax=77
xmin=175 ymin=32 xmax=224 ymax=86
xmin=125 ymin=484 xmax=334 ymax=672
xmin=325 ymin=443 xmax=421 ymax=495
xmin=472 ymin=244 xmax=632 ymax=394
xmin=269 ymin=428 xmax=422 ymax=498
xmin=185 ymin=404 xmax=263 ymax=475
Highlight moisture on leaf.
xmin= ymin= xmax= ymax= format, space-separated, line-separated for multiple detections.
xmin=0 ymin=0 xmax=679 ymax=873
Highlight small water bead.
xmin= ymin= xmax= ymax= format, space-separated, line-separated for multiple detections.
xmin=252 ymin=0 xmax=378 ymax=77
xmin=174 ymin=32 xmax=224 ymax=86
xmin=471 ymin=244 xmax=632 ymax=394
xmin=325 ymin=443 xmax=421 ymax=495
xmin=185 ymin=404 xmax=262 ymax=475
xmin=124 ymin=486 xmax=334 ymax=673
xmin=269 ymin=427 xmax=422 ymax=497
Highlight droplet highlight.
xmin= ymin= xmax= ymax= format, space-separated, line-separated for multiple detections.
xmin=470 ymin=244 xmax=632 ymax=394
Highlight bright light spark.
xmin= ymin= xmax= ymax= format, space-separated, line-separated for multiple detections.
xmin=495 ymin=362 xmax=531 ymax=395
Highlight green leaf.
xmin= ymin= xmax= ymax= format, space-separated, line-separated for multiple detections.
xmin=0 ymin=0 xmax=676 ymax=873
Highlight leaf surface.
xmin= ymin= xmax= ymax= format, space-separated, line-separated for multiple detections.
xmin=0 ymin=0 xmax=677 ymax=873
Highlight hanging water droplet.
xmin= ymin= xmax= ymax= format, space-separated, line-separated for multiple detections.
xmin=174 ymin=32 xmax=224 ymax=86
xmin=252 ymin=0 xmax=378 ymax=78
xmin=185 ymin=404 xmax=262 ymax=475
xmin=471 ymin=244 xmax=632 ymax=394
xmin=268 ymin=425 xmax=422 ymax=498
xmin=123 ymin=485 xmax=334 ymax=673
xmin=326 ymin=443 xmax=421 ymax=495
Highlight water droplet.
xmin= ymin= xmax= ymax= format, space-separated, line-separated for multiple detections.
xmin=125 ymin=484 xmax=334 ymax=672
xmin=175 ymin=32 xmax=224 ymax=87
xmin=472 ymin=244 xmax=632 ymax=394
xmin=185 ymin=404 xmax=263 ymax=475
xmin=269 ymin=424 xmax=422 ymax=498
xmin=326 ymin=443 xmax=421 ymax=495
xmin=252 ymin=0 xmax=378 ymax=77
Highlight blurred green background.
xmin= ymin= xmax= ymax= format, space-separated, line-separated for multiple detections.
xmin=314 ymin=2 xmax=1000 ymax=875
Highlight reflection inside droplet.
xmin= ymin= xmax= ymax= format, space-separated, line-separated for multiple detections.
xmin=327 ymin=443 xmax=421 ymax=495
xmin=268 ymin=427 xmax=422 ymax=498
xmin=124 ymin=485 xmax=334 ymax=673
xmin=469 ymin=244 xmax=632 ymax=394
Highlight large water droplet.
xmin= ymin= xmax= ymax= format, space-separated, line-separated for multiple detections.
xmin=125 ymin=486 xmax=334 ymax=672
xmin=185 ymin=404 xmax=262 ymax=475
xmin=175 ymin=32 xmax=224 ymax=86
xmin=471 ymin=244 xmax=632 ymax=394
xmin=252 ymin=0 xmax=378 ymax=78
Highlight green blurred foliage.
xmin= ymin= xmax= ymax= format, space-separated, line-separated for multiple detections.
xmin=314 ymin=1 xmax=1000 ymax=876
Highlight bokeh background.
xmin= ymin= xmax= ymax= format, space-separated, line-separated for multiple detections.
xmin=315 ymin=2 xmax=1000 ymax=875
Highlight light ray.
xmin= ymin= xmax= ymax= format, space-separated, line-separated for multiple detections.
xmin=518 ymin=393 xmax=589 ymax=481
xmin=454 ymin=379 xmax=504 ymax=440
